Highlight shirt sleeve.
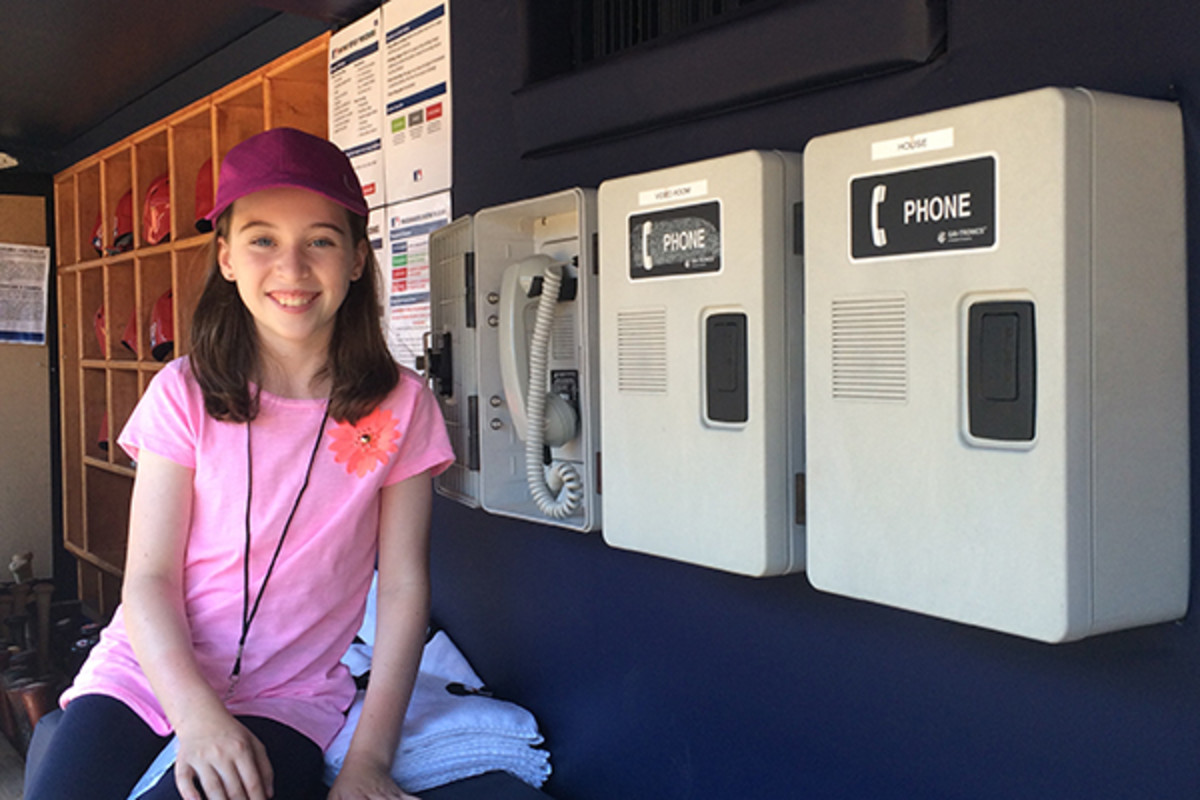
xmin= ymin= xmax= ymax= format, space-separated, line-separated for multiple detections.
xmin=384 ymin=369 xmax=456 ymax=486
xmin=116 ymin=359 xmax=202 ymax=469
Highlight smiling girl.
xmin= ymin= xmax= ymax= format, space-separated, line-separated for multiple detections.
xmin=26 ymin=128 xmax=454 ymax=800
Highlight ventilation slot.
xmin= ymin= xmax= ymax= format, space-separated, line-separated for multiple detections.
xmin=831 ymin=296 xmax=908 ymax=402
xmin=617 ymin=307 xmax=668 ymax=393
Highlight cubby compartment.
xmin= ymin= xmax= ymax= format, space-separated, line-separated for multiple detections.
xmin=55 ymin=177 xmax=79 ymax=265
xmin=77 ymin=164 xmax=101 ymax=259
xmin=110 ymin=370 xmax=140 ymax=470
xmin=102 ymin=148 xmax=134 ymax=256
xmin=101 ymin=569 xmax=123 ymax=619
xmin=77 ymin=561 xmax=103 ymax=619
xmin=79 ymin=268 xmax=105 ymax=360
xmin=170 ymin=108 xmax=215 ymax=239
xmin=76 ymin=542 xmax=125 ymax=618
xmin=62 ymin=475 xmax=85 ymax=555
xmin=106 ymin=260 xmax=138 ymax=360
xmin=135 ymin=128 xmax=170 ymax=247
xmin=84 ymin=466 xmax=132 ymax=573
xmin=82 ymin=368 xmax=108 ymax=461
xmin=58 ymin=272 xmax=81 ymax=365
xmin=216 ymin=80 xmax=267 ymax=165
xmin=139 ymin=252 xmax=176 ymax=362
xmin=268 ymin=49 xmax=328 ymax=136
xmin=59 ymin=273 xmax=84 ymax=554
xmin=174 ymin=243 xmax=210 ymax=357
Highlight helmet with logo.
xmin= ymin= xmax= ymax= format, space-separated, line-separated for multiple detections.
xmin=94 ymin=304 xmax=138 ymax=356
xmin=149 ymin=289 xmax=175 ymax=361
xmin=108 ymin=190 xmax=134 ymax=255
xmin=90 ymin=211 xmax=103 ymax=255
xmin=143 ymin=173 xmax=171 ymax=245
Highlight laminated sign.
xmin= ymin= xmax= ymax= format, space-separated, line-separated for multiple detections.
xmin=384 ymin=0 xmax=452 ymax=204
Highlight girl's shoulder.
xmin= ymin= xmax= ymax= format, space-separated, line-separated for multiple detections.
xmin=119 ymin=357 xmax=210 ymax=461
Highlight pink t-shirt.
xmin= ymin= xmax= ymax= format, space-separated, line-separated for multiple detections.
xmin=61 ymin=358 xmax=454 ymax=749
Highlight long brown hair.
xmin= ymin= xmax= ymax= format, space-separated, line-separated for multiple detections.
xmin=189 ymin=205 xmax=398 ymax=424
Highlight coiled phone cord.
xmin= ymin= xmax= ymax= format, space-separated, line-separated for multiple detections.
xmin=524 ymin=262 xmax=584 ymax=519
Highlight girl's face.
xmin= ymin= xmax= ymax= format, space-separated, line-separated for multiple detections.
xmin=217 ymin=186 xmax=367 ymax=356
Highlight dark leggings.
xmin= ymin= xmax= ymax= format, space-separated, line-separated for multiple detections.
xmin=24 ymin=694 xmax=326 ymax=800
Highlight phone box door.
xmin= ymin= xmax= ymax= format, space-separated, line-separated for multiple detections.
xmin=598 ymin=150 xmax=805 ymax=576
xmin=474 ymin=188 xmax=601 ymax=532
xmin=426 ymin=215 xmax=481 ymax=507
xmin=803 ymin=87 xmax=1189 ymax=641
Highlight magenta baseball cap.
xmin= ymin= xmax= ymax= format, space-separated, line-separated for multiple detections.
xmin=206 ymin=127 xmax=368 ymax=223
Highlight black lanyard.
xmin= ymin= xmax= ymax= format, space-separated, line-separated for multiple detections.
xmin=227 ymin=402 xmax=330 ymax=698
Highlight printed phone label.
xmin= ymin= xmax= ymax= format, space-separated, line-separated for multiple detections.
xmin=850 ymin=156 xmax=996 ymax=260
xmin=627 ymin=201 xmax=722 ymax=279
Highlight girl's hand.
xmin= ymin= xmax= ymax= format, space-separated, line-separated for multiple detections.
xmin=327 ymin=754 xmax=420 ymax=800
xmin=174 ymin=705 xmax=274 ymax=800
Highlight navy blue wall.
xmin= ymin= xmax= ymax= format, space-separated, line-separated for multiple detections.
xmin=429 ymin=2 xmax=1200 ymax=798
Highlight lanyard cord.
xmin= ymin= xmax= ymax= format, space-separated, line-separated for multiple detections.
xmin=230 ymin=402 xmax=331 ymax=692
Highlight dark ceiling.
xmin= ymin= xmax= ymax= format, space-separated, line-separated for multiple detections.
xmin=0 ymin=0 xmax=378 ymax=175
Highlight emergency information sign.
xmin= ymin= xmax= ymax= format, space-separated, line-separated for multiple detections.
xmin=850 ymin=156 xmax=996 ymax=259
xmin=0 ymin=242 xmax=50 ymax=345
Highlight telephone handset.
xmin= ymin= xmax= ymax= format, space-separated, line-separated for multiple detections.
xmin=641 ymin=221 xmax=655 ymax=270
xmin=497 ymin=254 xmax=584 ymax=518
xmin=871 ymin=183 xmax=888 ymax=247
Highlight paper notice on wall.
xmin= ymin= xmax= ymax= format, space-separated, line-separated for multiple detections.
xmin=330 ymin=9 xmax=386 ymax=208
xmin=384 ymin=191 xmax=451 ymax=369
xmin=383 ymin=0 xmax=452 ymax=204
xmin=0 ymin=243 xmax=51 ymax=345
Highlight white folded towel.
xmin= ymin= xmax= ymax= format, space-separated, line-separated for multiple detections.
xmin=126 ymin=631 xmax=550 ymax=799
xmin=323 ymin=630 xmax=551 ymax=793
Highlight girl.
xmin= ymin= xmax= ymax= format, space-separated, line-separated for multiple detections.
xmin=27 ymin=127 xmax=454 ymax=800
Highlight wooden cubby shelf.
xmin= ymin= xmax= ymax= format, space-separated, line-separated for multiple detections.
xmin=53 ymin=33 xmax=331 ymax=620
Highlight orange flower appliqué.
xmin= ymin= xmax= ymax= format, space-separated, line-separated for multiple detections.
xmin=328 ymin=406 xmax=401 ymax=478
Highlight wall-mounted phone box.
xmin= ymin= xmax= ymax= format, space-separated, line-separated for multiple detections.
xmin=803 ymin=87 xmax=1189 ymax=642
xmin=427 ymin=189 xmax=602 ymax=532
xmin=598 ymin=150 xmax=806 ymax=576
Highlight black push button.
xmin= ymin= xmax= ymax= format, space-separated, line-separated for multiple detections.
xmin=979 ymin=312 xmax=1019 ymax=401
xmin=968 ymin=301 xmax=1035 ymax=441
xmin=706 ymin=313 xmax=748 ymax=423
